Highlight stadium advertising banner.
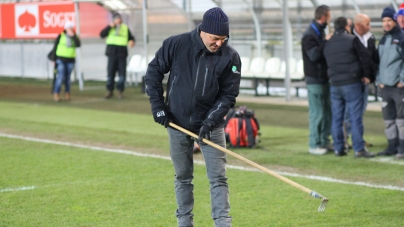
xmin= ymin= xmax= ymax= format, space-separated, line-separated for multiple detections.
xmin=0 ymin=2 xmax=109 ymax=39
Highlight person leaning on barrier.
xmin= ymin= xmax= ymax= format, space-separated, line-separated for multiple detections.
xmin=100 ymin=13 xmax=135 ymax=99
xmin=376 ymin=7 xmax=404 ymax=159
xmin=323 ymin=16 xmax=375 ymax=158
xmin=301 ymin=5 xmax=333 ymax=155
xmin=49 ymin=21 xmax=81 ymax=102
xmin=145 ymin=7 xmax=241 ymax=227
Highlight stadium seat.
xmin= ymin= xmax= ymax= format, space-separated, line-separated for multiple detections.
xmin=127 ymin=54 xmax=143 ymax=86
xmin=256 ymin=57 xmax=281 ymax=78
xmin=240 ymin=56 xmax=250 ymax=75
xmin=290 ymin=59 xmax=304 ymax=80
xmin=243 ymin=57 xmax=265 ymax=78
xmin=272 ymin=58 xmax=297 ymax=79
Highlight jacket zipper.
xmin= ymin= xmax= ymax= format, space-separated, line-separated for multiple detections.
xmin=190 ymin=52 xmax=204 ymax=127
xmin=202 ymin=67 xmax=208 ymax=96
xmin=166 ymin=76 xmax=176 ymax=105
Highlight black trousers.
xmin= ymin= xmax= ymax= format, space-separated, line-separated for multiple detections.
xmin=106 ymin=56 xmax=127 ymax=92
xmin=380 ymin=86 xmax=404 ymax=153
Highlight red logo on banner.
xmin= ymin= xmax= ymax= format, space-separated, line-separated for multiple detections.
xmin=18 ymin=10 xmax=36 ymax=32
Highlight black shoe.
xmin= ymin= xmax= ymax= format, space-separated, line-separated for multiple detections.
xmin=355 ymin=149 xmax=376 ymax=158
xmin=335 ymin=151 xmax=348 ymax=157
xmin=377 ymin=150 xmax=397 ymax=156
xmin=104 ymin=91 xmax=113 ymax=99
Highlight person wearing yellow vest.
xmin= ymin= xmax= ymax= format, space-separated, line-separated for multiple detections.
xmin=100 ymin=13 xmax=135 ymax=99
xmin=50 ymin=21 xmax=81 ymax=102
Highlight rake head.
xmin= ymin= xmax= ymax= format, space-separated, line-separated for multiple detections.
xmin=310 ymin=191 xmax=329 ymax=212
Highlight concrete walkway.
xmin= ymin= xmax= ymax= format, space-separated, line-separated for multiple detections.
xmin=236 ymin=94 xmax=382 ymax=112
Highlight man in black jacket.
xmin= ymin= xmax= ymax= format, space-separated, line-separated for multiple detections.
xmin=323 ymin=17 xmax=375 ymax=158
xmin=100 ymin=13 xmax=135 ymax=99
xmin=301 ymin=5 xmax=333 ymax=155
xmin=145 ymin=7 xmax=241 ymax=227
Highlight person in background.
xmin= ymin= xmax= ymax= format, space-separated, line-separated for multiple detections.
xmin=396 ymin=3 xmax=404 ymax=30
xmin=301 ymin=5 xmax=333 ymax=155
xmin=323 ymin=17 xmax=375 ymax=158
xmin=145 ymin=7 xmax=240 ymax=227
xmin=50 ymin=21 xmax=81 ymax=102
xmin=376 ymin=7 xmax=404 ymax=159
xmin=100 ymin=13 xmax=135 ymax=99
xmin=343 ymin=14 xmax=379 ymax=149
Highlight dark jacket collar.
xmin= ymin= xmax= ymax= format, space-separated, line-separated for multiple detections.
xmin=386 ymin=25 xmax=402 ymax=35
xmin=312 ymin=19 xmax=327 ymax=31
xmin=335 ymin=29 xmax=348 ymax=35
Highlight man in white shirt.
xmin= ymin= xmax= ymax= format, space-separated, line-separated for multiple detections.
xmin=344 ymin=14 xmax=379 ymax=150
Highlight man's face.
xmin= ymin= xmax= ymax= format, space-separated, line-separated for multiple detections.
xmin=346 ymin=19 xmax=352 ymax=33
xmin=382 ymin=17 xmax=397 ymax=32
xmin=397 ymin=15 xmax=404 ymax=29
xmin=323 ymin=11 xmax=331 ymax=24
xmin=114 ymin=17 xmax=122 ymax=25
xmin=200 ymin=31 xmax=227 ymax=53
xmin=355 ymin=17 xmax=371 ymax=35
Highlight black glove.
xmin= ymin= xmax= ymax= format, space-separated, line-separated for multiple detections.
xmin=198 ymin=123 xmax=213 ymax=143
xmin=153 ymin=108 xmax=169 ymax=128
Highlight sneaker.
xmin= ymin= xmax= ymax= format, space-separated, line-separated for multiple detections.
xmin=104 ymin=91 xmax=113 ymax=99
xmin=53 ymin=93 xmax=60 ymax=102
xmin=118 ymin=91 xmax=124 ymax=99
xmin=322 ymin=143 xmax=334 ymax=152
xmin=395 ymin=153 xmax=404 ymax=159
xmin=309 ymin=147 xmax=327 ymax=155
xmin=355 ymin=149 xmax=376 ymax=158
xmin=64 ymin=92 xmax=71 ymax=101
xmin=335 ymin=150 xmax=348 ymax=157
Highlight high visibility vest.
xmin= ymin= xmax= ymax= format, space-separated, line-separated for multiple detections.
xmin=105 ymin=23 xmax=129 ymax=46
xmin=56 ymin=32 xmax=76 ymax=58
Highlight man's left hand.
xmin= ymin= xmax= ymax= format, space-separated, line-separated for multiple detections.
xmin=198 ymin=124 xmax=212 ymax=143
xmin=397 ymin=82 xmax=404 ymax=88
xmin=362 ymin=77 xmax=370 ymax=85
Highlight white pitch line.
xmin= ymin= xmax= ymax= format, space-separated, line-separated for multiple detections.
xmin=0 ymin=186 xmax=36 ymax=193
xmin=1 ymin=133 xmax=404 ymax=192
xmin=369 ymin=157 xmax=404 ymax=166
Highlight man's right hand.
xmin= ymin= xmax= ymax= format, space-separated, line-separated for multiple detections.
xmin=325 ymin=33 xmax=333 ymax=41
xmin=379 ymin=84 xmax=385 ymax=89
xmin=153 ymin=108 xmax=169 ymax=128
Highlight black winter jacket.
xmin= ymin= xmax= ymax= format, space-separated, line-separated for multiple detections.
xmin=323 ymin=29 xmax=372 ymax=86
xmin=145 ymin=26 xmax=241 ymax=132
xmin=301 ymin=20 xmax=328 ymax=84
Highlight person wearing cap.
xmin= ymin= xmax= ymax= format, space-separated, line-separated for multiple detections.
xmin=145 ymin=7 xmax=240 ymax=227
xmin=376 ymin=7 xmax=404 ymax=159
xmin=100 ymin=13 xmax=135 ymax=99
xmin=301 ymin=5 xmax=333 ymax=155
xmin=49 ymin=21 xmax=81 ymax=102
xmin=396 ymin=3 xmax=404 ymax=30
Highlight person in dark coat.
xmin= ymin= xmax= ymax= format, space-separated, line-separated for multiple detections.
xmin=145 ymin=7 xmax=241 ymax=227
xmin=323 ymin=16 xmax=375 ymax=158
xmin=301 ymin=5 xmax=333 ymax=155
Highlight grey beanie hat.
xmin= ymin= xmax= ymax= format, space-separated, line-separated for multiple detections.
xmin=200 ymin=7 xmax=229 ymax=36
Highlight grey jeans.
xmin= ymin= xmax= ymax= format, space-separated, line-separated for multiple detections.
xmin=167 ymin=127 xmax=232 ymax=227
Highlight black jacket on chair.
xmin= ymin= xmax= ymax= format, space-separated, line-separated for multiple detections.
xmin=323 ymin=29 xmax=372 ymax=86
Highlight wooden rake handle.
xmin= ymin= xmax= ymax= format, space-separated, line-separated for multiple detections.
xmin=169 ymin=122 xmax=313 ymax=195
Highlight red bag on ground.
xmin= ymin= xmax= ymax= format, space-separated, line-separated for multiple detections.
xmin=224 ymin=106 xmax=259 ymax=148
